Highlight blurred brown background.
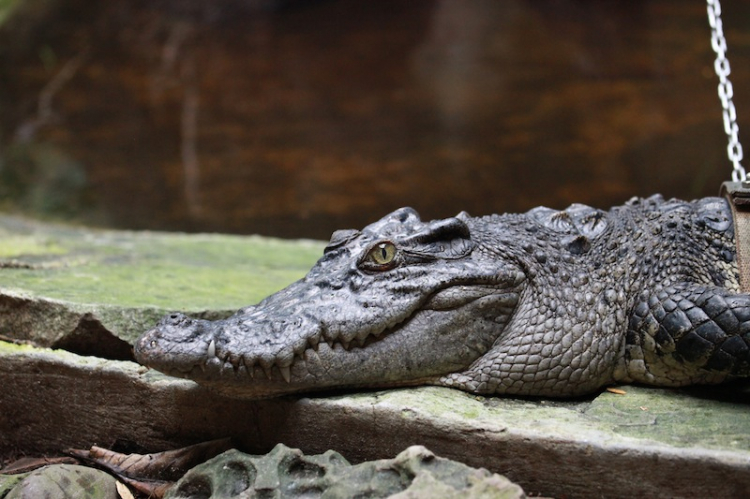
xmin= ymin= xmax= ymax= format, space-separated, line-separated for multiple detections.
xmin=0 ymin=0 xmax=748 ymax=239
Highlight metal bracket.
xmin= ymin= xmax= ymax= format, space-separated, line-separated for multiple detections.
xmin=721 ymin=181 xmax=750 ymax=291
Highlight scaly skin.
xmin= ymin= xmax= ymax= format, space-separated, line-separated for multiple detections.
xmin=135 ymin=195 xmax=750 ymax=399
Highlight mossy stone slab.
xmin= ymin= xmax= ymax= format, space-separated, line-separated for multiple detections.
xmin=2 ymin=341 xmax=750 ymax=498
xmin=0 ymin=214 xmax=324 ymax=347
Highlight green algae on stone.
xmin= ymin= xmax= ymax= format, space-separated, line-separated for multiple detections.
xmin=326 ymin=385 xmax=750 ymax=455
xmin=0 ymin=214 xmax=325 ymax=346
xmin=1 ymin=232 xmax=323 ymax=310
xmin=0 ymin=235 xmax=67 ymax=258
xmin=5 ymin=464 xmax=117 ymax=499
xmin=0 ymin=473 xmax=27 ymax=497
xmin=584 ymin=385 xmax=750 ymax=450
xmin=0 ymin=339 xmax=150 ymax=376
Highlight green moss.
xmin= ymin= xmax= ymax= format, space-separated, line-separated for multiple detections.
xmin=340 ymin=385 xmax=750 ymax=453
xmin=0 ymin=472 xmax=28 ymax=497
xmin=0 ymin=340 xmax=36 ymax=354
xmin=0 ymin=236 xmax=67 ymax=257
xmin=0 ymin=216 xmax=326 ymax=344
xmin=0 ymin=228 xmax=324 ymax=310
xmin=585 ymin=386 xmax=750 ymax=450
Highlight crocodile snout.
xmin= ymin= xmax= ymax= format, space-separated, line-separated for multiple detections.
xmin=134 ymin=312 xmax=214 ymax=376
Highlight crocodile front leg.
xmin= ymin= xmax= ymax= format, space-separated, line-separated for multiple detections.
xmin=618 ymin=283 xmax=750 ymax=386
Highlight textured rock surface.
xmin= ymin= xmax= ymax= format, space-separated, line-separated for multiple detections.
xmin=166 ymin=444 xmax=525 ymax=499
xmin=1 ymin=342 xmax=749 ymax=498
xmin=0 ymin=214 xmax=322 ymax=352
xmin=2 ymin=215 xmax=750 ymax=498
xmin=0 ymin=474 xmax=26 ymax=497
xmin=4 ymin=464 xmax=117 ymax=499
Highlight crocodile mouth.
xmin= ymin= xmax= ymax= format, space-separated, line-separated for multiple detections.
xmin=147 ymin=286 xmax=518 ymax=397
xmin=178 ymin=310 xmax=415 ymax=386
xmin=194 ymin=340 xmax=390 ymax=387
xmin=134 ymin=302 xmax=417 ymax=388
xmin=134 ymin=281 xmax=520 ymax=399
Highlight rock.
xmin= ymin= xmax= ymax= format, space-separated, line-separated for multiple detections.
xmin=2 ymin=342 xmax=750 ymax=498
xmin=2 ymin=216 xmax=750 ymax=498
xmin=0 ymin=474 xmax=27 ymax=497
xmin=166 ymin=444 xmax=526 ymax=499
xmin=0 ymin=214 xmax=322 ymax=352
xmin=5 ymin=464 xmax=118 ymax=499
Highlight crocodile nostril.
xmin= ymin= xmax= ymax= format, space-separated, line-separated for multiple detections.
xmin=164 ymin=312 xmax=190 ymax=326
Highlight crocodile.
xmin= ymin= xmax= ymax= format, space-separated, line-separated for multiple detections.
xmin=134 ymin=195 xmax=750 ymax=399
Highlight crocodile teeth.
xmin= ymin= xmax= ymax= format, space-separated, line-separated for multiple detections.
xmin=309 ymin=338 xmax=320 ymax=352
xmin=262 ymin=365 xmax=273 ymax=380
xmin=279 ymin=366 xmax=291 ymax=383
xmin=219 ymin=354 xmax=232 ymax=376
xmin=226 ymin=354 xmax=241 ymax=372
xmin=306 ymin=332 xmax=321 ymax=351
xmin=234 ymin=355 xmax=246 ymax=375
xmin=245 ymin=362 xmax=255 ymax=379
xmin=207 ymin=338 xmax=216 ymax=359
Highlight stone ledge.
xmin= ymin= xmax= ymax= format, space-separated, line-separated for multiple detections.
xmin=2 ymin=342 xmax=749 ymax=498
xmin=0 ymin=214 xmax=323 ymax=348
xmin=2 ymin=213 xmax=750 ymax=497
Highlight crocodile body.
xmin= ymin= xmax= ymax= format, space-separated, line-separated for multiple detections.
xmin=135 ymin=195 xmax=750 ymax=399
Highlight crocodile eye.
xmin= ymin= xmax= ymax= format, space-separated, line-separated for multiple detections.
xmin=365 ymin=242 xmax=397 ymax=268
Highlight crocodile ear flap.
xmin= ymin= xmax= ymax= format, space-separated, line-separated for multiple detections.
xmin=382 ymin=207 xmax=421 ymax=224
xmin=325 ymin=229 xmax=360 ymax=252
xmin=402 ymin=217 xmax=473 ymax=259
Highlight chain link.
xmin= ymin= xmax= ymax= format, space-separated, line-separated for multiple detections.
xmin=707 ymin=0 xmax=746 ymax=182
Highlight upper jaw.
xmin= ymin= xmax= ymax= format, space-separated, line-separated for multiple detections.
xmin=134 ymin=306 xmax=404 ymax=387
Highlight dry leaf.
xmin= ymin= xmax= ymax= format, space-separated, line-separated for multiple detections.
xmin=68 ymin=438 xmax=232 ymax=482
xmin=116 ymin=481 xmax=135 ymax=499
xmin=606 ymin=387 xmax=627 ymax=395
xmin=68 ymin=438 xmax=233 ymax=499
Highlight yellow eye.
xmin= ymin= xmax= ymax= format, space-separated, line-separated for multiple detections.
xmin=367 ymin=242 xmax=397 ymax=267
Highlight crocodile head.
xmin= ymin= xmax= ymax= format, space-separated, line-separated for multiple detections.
xmin=135 ymin=207 xmax=526 ymax=398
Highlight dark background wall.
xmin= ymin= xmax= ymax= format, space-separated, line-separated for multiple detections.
xmin=0 ymin=0 xmax=748 ymax=239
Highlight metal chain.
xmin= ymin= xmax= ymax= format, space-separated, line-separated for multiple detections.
xmin=707 ymin=0 xmax=746 ymax=182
